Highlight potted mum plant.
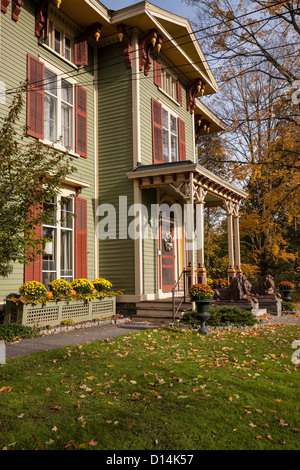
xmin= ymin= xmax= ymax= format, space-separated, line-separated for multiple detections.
xmin=189 ymin=283 xmax=215 ymax=335
xmin=278 ymin=281 xmax=294 ymax=302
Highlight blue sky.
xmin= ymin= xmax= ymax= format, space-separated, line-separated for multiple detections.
xmin=101 ymin=1 xmax=197 ymax=20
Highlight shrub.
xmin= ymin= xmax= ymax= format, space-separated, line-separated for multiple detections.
xmin=180 ymin=306 xmax=257 ymax=327
xmin=0 ymin=324 xmax=39 ymax=342
xmin=19 ymin=281 xmax=47 ymax=303
xmin=92 ymin=278 xmax=112 ymax=292
xmin=49 ymin=279 xmax=72 ymax=298
xmin=70 ymin=278 xmax=94 ymax=296
xmin=208 ymin=306 xmax=257 ymax=326
xmin=211 ymin=278 xmax=230 ymax=289
xmin=281 ymin=301 xmax=298 ymax=312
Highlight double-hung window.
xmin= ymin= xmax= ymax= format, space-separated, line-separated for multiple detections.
xmin=152 ymin=99 xmax=186 ymax=164
xmin=42 ymin=192 xmax=75 ymax=288
xmin=162 ymin=108 xmax=178 ymax=162
xmin=27 ymin=54 xmax=88 ymax=157
xmin=44 ymin=66 xmax=74 ymax=150
xmin=41 ymin=21 xmax=74 ymax=64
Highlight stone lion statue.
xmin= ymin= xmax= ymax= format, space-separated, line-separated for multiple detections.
xmin=251 ymin=274 xmax=280 ymax=298
xmin=214 ymin=275 xmax=255 ymax=301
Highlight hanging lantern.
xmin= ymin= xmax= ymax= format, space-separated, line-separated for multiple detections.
xmin=56 ymin=0 xmax=62 ymax=8
xmin=118 ymin=32 xmax=124 ymax=42
xmin=151 ymin=37 xmax=157 ymax=47
xmin=94 ymin=31 xmax=101 ymax=42
xmin=157 ymin=43 xmax=162 ymax=52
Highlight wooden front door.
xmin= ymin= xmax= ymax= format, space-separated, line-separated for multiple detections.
xmin=160 ymin=217 xmax=176 ymax=293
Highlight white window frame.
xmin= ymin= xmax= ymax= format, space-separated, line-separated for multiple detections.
xmin=162 ymin=105 xmax=179 ymax=163
xmin=42 ymin=188 xmax=75 ymax=288
xmin=40 ymin=18 xmax=75 ymax=66
xmin=40 ymin=58 xmax=76 ymax=153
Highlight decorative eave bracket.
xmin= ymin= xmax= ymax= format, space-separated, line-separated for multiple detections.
xmin=139 ymin=28 xmax=163 ymax=76
xmin=12 ymin=0 xmax=23 ymax=21
xmin=117 ymin=23 xmax=132 ymax=69
xmin=1 ymin=0 xmax=23 ymax=21
xmin=195 ymin=114 xmax=211 ymax=145
xmin=78 ymin=22 xmax=102 ymax=42
xmin=35 ymin=0 xmax=50 ymax=38
xmin=187 ymin=79 xmax=206 ymax=114
xmin=1 ymin=0 xmax=10 ymax=14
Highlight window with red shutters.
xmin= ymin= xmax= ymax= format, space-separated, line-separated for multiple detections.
xmin=27 ymin=55 xmax=44 ymax=140
xmin=153 ymin=59 xmax=162 ymax=88
xmin=74 ymin=37 xmax=88 ymax=66
xmin=75 ymin=197 xmax=87 ymax=279
xmin=24 ymin=205 xmax=43 ymax=283
xmin=152 ymin=99 xmax=163 ymax=164
xmin=178 ymin=118 xmax=186 ymax=161
xmin=75 ymin=85 xmax=88 ymax=158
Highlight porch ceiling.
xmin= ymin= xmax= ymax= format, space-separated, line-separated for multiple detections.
xmin=126 ymin=161 xmax=247 ymax=205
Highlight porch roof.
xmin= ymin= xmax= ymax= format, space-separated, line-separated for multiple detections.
xmin=126 ymin=161 xmax=248 ymax=206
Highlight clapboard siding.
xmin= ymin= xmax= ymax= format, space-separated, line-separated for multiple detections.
xmin=98 ymin=42 xmax=135 ymax=295
xmin=0 ymin=0 xmax=96 ymax=302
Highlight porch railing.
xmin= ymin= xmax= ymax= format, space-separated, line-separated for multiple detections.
xmin=172 ymin=269 xmax=188 ymax=323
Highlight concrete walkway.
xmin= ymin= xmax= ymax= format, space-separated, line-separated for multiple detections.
xmin=3 ymin=315 xmax=300 ymax=360
xmin=5 ymin=320 xmax=155 ymax=359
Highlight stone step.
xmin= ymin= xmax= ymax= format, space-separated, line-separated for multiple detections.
xmin=135 ymin=301 xmax=192 ymax=311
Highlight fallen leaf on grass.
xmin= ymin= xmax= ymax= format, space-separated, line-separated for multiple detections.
xmin=0 ymin=387 xmax=13 ymax=393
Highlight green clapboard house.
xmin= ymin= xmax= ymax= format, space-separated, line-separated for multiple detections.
xmin=0 ymin=0 xmax=247 ymax=322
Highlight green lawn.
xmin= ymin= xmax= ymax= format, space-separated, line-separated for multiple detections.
xmin=0 ymin=324 xmax=299 ymax=450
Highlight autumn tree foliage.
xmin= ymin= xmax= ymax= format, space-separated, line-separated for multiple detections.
xmin=186 ymin=0 xmax=300 ymax=281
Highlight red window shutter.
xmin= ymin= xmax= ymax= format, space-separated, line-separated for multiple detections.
xmin=74 ymin=37 xmax=88 ymax=66
xmin=75 ymin=197 xmax=87 ymax=279
xmin=153 ymin=59 xmax=162 ymax=87
xmin=178 ymin=118 xmax=186 ymax=161
xmin=152 ymin=99 xmax=163 ymax=164
xmin=24 ymin=205 xmax=43 ymax=283
xmin=177 ymin=80 xmax=182 ymax=105
xmin=27 ymin=54 xmax=44 ymax=140
xmin=75 ymin=85 xmax=88 ymax=158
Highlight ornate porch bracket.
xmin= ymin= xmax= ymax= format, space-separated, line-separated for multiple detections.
xmin=187 ymin=79 xmax=205 ymax=114
xmin=117 ymin=23 xmax=132 ymax=69
xmin=139 ymin=29 xmax=163 ymax=75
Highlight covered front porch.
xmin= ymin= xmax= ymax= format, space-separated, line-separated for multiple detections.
xmin=124 ymin=161 xmax=247 ymax=320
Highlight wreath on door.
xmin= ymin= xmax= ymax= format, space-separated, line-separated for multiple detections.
xmin=163 ymin=232 xmax=174 ymax=251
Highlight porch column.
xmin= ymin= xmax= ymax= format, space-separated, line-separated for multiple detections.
xmin=195 ymin=187 xmax=207 ymax=284
xmin=189 ymin=172 xmax=197 ymax=285
xmin=224 ymin=200 xmax=236 ymax=282
xmin=233 ymin=204 xmax=242 ymax=275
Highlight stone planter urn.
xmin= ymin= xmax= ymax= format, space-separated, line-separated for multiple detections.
xmin=278 ymin=282 xmax=295 ymax=302
xmin=281 ymin=289 xmax=293 ymax=302
xmin=195 ymin=300 xmax=212 ymax=335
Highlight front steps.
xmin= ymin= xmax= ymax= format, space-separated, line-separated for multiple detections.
xmin=133 ymin=300 xmax=268 ymax=325
xmin=134 ymin=299 xmax=192 ymax=324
